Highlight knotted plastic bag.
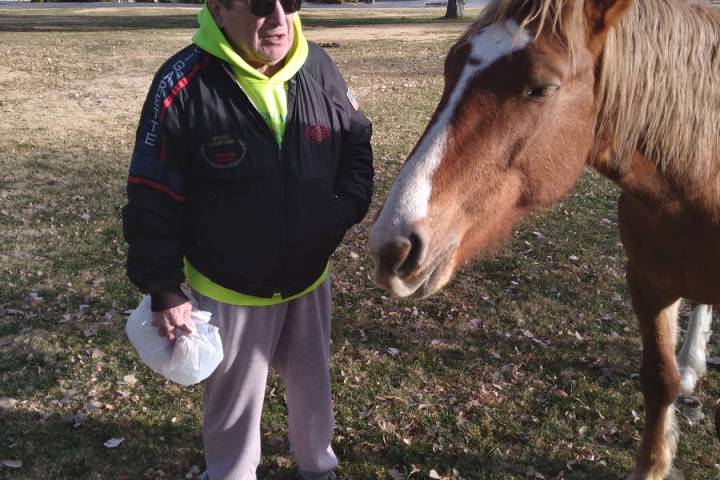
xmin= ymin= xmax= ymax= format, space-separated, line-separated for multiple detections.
xmin=125 ymin=295 xmax=223 ymax=386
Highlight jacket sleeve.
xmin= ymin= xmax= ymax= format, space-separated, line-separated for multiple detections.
xmin=122 ymin=66 xmax=191 ymax=296
xmin=336 ymin=96 xmax=374 ymax=228
xmin=319 ymin=48 xmax=374 ymax=228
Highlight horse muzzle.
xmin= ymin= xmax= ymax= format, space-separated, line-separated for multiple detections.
xmin=370 ymin=227 xmax=458 ymax=298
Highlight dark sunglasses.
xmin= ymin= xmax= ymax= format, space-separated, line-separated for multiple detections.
xmin=243 ymin=0 xmax=302 ymax=17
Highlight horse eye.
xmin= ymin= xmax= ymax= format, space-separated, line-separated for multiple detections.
xmin=526 ymin=85 xmax=560 ymax=98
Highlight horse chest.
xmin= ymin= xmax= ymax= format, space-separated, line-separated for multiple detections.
xmin=617 ymin=192 xmax=720 ymax=302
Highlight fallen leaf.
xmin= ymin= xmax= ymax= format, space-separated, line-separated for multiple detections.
xmin=706 ymin=356 xmax=720 ymax=366
xmin=387 ymin=468 xmax=403 ymax=480
xmin=103 ymin=437 xmax=125 ymax=448
xmin=185 ymin=464 xmax=201 ymax=479
xmin=684 ymin=406 xmax=705 ymax=424
xmin=429 ymin=469 xmax=441 ymax=479
xmin=123 ymin=374 xmax=138 ymax=387
xmin=72 ymin=411 xmax=88 ymax=427
xmin=525 ymin=467 xmax=545 ymax=479
xmin=2 ymin=460 xmax=22 ymax=469
xmin=28 ymin=291 xmax=43 ymax=303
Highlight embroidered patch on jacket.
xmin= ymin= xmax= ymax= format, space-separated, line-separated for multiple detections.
xmin=200 ymin=135 xmax=247 ymax=168
xmin=346 ymin=88 xmax=359 ymax=110
xmin=304 ymin=124 xmax=332 ymax=144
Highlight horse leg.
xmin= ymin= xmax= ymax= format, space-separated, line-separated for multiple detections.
xmin=626 ymin=266 xmax=682 ymax=480
xmin=677 ymin=304 xmax=713 ymax=396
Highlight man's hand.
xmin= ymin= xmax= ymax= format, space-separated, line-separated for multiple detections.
xmin=151 ymin=301 xmax=193 ymax=342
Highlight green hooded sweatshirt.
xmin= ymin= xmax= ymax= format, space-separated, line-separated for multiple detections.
xmin=186 ymin=6 xmax=328 ymax=306
xmin=192 ymin=4 xmax=309 ymax=143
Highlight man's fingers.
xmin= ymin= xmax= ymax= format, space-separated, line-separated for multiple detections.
xmin=151 ymin=301 xmax=192 ymax=341
xmin=162 ymin=319 xmax=177 ymax=341
xmin=177 ymin=321 xmax=194 ymax=335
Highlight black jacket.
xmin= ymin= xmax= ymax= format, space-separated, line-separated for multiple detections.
xmin=123 ymin=43 xmax=373 ymax=302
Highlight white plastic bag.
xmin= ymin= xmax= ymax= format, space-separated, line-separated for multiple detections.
xmin=125 ymin=295 xmax=223 ymax=386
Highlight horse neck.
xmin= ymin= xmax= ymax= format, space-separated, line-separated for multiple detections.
xmin=590 ymin=140 xmax=720 ymax=220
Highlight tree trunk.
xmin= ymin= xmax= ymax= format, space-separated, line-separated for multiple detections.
xmin=445 ymin=0 xmax=465 ymax=18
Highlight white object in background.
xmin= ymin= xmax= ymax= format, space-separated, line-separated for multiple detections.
xmin=677 ymin=304 xmax=713 ymax=395
xmin=126 ymin=295 xmax=223 ymax=386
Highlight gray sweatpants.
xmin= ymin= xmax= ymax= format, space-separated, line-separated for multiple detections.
xmin=194 ymin=279 xmax=338 ymax=480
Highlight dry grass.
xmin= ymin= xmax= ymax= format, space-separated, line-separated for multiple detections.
xmin=0 ymin=6 xmax=718 ymax=480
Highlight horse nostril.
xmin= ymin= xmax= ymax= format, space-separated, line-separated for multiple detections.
xmin=377 ymin=231 xmax=425 ymax=279
xmin=398 ymin=232 xmax=423 ymax=277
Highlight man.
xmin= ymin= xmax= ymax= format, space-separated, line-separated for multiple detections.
xmin=122 ymin=0 xmax=374 ymax=477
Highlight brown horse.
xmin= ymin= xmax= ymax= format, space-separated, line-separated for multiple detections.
xmin=369 ymin=0 xmax=720 ymax=478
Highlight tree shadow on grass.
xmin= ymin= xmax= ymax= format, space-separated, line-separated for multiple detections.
xmin=327 ymin=435 xmax=629 ymax=480
xmin=0 ymin=409 xmax=204 ymax=480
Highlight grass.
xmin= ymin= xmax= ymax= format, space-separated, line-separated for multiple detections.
xmin=1 ymin=5 xmax=719 ymax=480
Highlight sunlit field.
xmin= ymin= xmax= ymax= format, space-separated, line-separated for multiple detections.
xmin=1 ymin=6 xmax=718 ymax=479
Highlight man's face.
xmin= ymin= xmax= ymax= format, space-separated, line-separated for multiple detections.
xmin=209 ymin=0 xmax=294 ymax=73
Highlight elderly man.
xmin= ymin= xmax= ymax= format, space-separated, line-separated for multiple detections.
xmin=122 ymin=0 xmax=374 ymax=477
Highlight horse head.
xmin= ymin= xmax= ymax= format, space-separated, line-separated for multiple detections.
xmin=370 ymin=0 xmax=632 ymax=297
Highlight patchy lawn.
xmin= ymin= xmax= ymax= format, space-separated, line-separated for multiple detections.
xmin=0 ymin=6 xmax=718 ymax=480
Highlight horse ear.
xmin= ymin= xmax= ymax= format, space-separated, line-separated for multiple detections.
xmin=584 ymin=0 xmax=632 ymax=51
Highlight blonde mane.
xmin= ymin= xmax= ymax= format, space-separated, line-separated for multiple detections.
xmin=597 ymin=0 xmax=720 ymax=197
xmin=462 ymin=0 xmax=720 ymax=199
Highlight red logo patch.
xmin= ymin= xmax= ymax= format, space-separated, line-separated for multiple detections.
xmin=304 ymin=124 xmax=331 ymax=144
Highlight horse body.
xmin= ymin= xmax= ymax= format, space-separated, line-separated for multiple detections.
xmin=370 ymin=1 xmax=720 ymax=478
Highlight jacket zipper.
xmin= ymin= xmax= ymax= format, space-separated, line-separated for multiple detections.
xmin=276 ymin=141 xmax=285 ymax=293
xmin=223 ymin=62 xmax=293 ymax=295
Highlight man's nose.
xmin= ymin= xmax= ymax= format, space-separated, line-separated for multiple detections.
xmin=267 ymin=0 xmax=286 ymax=22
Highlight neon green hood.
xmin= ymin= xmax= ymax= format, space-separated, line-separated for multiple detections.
xmin=192 ymin=4 xmax=309 ymax=142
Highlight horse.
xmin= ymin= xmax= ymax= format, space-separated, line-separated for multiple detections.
xmin=368 ymin=0 xmax=720 ymax=478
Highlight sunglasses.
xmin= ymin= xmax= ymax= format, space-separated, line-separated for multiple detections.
xmin=241 ymin=0 xmax=302 ymax=18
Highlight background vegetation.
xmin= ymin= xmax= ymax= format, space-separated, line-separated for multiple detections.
xmin=0 ymin=6 xmax=718 ymax=480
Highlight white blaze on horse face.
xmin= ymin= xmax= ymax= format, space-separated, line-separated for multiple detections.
xmin=370 ymin=20 xmax=530 ymax=254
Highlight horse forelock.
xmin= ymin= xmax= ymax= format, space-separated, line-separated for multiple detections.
xmin=462 ymin=0 xmax=584 ymax=60
xmin=594 ymin=0 xmax=720 ymax=201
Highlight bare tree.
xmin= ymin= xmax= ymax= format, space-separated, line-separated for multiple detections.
xmin=445 ymin=0 xmax=465 ymax=18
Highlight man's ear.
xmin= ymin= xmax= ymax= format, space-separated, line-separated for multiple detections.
xmin=207 ymin=0 xmax=226 ymax=28
xmin=584 ymin=0 xmax=632 ymax=53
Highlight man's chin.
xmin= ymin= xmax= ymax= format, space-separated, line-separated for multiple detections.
xmin=257 ymin=46 xmax=290 ymax=65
